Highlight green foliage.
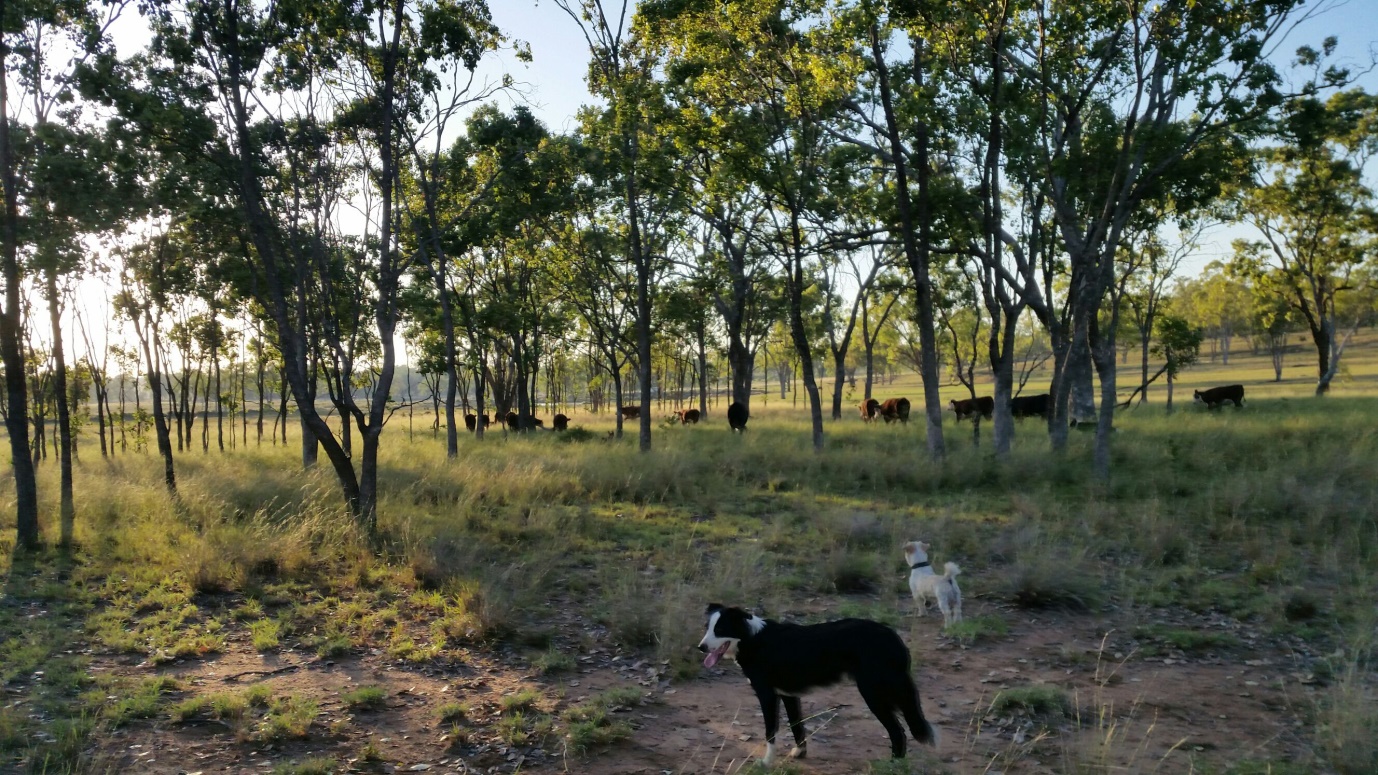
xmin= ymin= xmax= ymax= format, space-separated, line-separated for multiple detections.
xmin=1152 ymin=315 xmax=1204 ymax=379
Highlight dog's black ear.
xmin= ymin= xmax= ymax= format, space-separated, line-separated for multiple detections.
xmin=705 ymin=603 xmax=724 ymax=615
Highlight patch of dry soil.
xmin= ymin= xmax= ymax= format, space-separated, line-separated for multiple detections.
xmin=89 ymin=599 xmax=1326 ymax=774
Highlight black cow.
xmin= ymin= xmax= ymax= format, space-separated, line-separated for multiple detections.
xmin=948 ymin=396 xmax=994 ymax=421
xmin=464 ymin=413 xmax=491 ymax=432
xmin=620 ymin=405 xmax=642 ymax=420
xmin=727 ymin=402 xmax=749 ymax=432
xmin=1194 ymin=384 xmax=1245 ymax=409
xmin=676 ymin=408 xmax=702 ymax=424
xmin=1010 ymin=393 xmax=1050 ymax=419
xmin=552 ymin=413 xmax=570 ymax=432
xmin=504 ymin=411 xmax=520 ymax=430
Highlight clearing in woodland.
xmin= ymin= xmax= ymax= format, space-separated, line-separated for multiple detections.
xmin=2 ymin=388 xmax=1377 ymax=775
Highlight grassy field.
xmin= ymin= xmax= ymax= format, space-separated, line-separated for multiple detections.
xmin=1 ymin=338 xmax=1376 ymax=774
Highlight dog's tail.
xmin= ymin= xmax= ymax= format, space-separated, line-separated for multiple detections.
xmin=941 ymin=562 xmax=961 ymax=581
xmin=899 ymin=673 xmax=939 ymax=747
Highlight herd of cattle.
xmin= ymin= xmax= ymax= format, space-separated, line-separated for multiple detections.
xmin=458 ymin=383 xmax=1246 ymax=435
xmin=462 ymin=400 xmax=752 ymax=435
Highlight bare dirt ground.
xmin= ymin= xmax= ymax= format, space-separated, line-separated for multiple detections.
xmin=87 ymin=596 xmax=1327 ymax=775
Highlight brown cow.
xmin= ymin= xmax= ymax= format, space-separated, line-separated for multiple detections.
xmin=859 ymin=398 xmax=881 ymax=422
xmin=464 ymin=413 xmax=490 ymax=432
xmin=878 ymin=397 xmax=911 ymax=424
xmin=552 ymin=413 xmax=570 ymax=432
xmin=676 ymin=408 xmax=701 ymax=424
xmin=620 ymin=405 xmax=642 ymax=420
xmin=948 ymin=396 xmax=994 ymax=421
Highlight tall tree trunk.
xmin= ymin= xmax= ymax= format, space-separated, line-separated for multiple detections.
xmin=1068 ymin=340 xmax=1096 ymax=422
xmin=255 ymin=349 xmax=265 ymax=444
xmin=991 ymin=314 xmax=1018 ymax=457
xmin=133 ymin=311 xmax=176 ymax=495
xmin=0 ymin=33 xmax=39 ymax=549
xmin=1139 ymin=330 xmax=1151 ymax=403
xmin=696 ymin=322 xmax=708 ymax=419
xmin=46 ymin=273 xmax=75 ymax=545
xmin=831 ymin=351 xmax=847 ymax=420
xmin=215 ymin=334 xmax=225 ymax=452
xmin=786 ymin=215 xmax=824 ymax=451
xmin=870 ymin=27 xmax=944 ymax=459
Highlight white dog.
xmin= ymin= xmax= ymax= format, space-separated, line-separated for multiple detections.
xmin=903 ymin=541 xmax=962 ymax=627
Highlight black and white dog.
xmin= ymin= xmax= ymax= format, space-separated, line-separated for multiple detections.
xmin=697 ymin=603 xmax=937 ymax=765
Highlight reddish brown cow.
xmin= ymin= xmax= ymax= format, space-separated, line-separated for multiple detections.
xmin=619 ymin=405 xmax=641 ymax=420
xmin=948 ymin=396 xmax=994 ymax=421
xmin=878 ymin=397 xmax=911 ymax=424
xmin=859 ymin=398 xmax=881 ymax=422
xmin=676 ymin=408 xmax=701 ymax=424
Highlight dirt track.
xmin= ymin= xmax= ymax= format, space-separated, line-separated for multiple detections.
xmin=90 ymin=598 xmax=1325 ymax=774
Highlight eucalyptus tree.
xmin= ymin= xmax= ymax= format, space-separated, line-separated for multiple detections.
xmin=857 ymin=270 xmax=903 ymax=401
xmin=1230 ymin=84 xmax=1378 ymax=395
xmin=1 ymin=0 xmax=130 ymax=547
xmin=912 ymin=0 xmax=1055 ymax=457
xmin=109 ymin=0 xmax=508 ymax=533
xmin=548 ymin=191 xmax=639 ymax=436
xmin=659 ymin=277 xmax=713 ymax=418
xmin=400 ymin=79 xmax=525 ymax=453
xmin=75 ymin=305 xmax=114 ymax=457
xmin=819 ymin=1 xmax=948 ymax=457
xmin=22 ymin=119 xmax=138 ymax=537
xmin=114 ymin=230 xmax=185 ymax=495
xmin=819 ymin=234 xmax=895 ymax=420
xmin=1010 ymin=0 xmax=1307 ymax=475
xmin=643 ymin=0 xmax=848 ymax=451
xmin=657 ymin=81 xmax=780 ymax=412
xmin=1121 ymin=224 xmax=1194 ymax=404
xmin=556 ymin=0 xmax=667 ymax=453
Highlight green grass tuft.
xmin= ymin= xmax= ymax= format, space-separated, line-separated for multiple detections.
xmin=988 ymin=685 xmax=1073 ymax=719
xmin=342 ymin=686 xmax=387 ymax=711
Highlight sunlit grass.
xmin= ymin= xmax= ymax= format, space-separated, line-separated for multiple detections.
xmin=2 ymin=368 xmax=1378 ymax=771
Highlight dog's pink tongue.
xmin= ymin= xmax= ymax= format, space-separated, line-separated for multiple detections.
xmin=703 ymin=643 xmax=729 ymax=668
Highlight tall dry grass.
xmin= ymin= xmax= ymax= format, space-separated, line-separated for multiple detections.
xmin=1 ymin=395 xmax=1376 ymax=770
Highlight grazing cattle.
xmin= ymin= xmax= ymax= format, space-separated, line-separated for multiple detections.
xmin=727 ymin=402 xmax=749 ymax=432
xmin=529 ymin=416 xmax=545 ymax=429
xmin=504 ymin=410 xmax=520 ymax=430
xmin=552 ymin=413 xmax=570 ymax=432
xmin=676 ymin=408 xmax=702 ymax=425
xmin=878 ymin=397 xmax=911 ymax=424
xmin=1194 ymin=384 xmax=1245 ymax=409
xmin=464 ymin=413 xmax=491 ymax=432
xmin=948 ymin=396 xmax=994 ymax=421
xmin=1010 ymin=393 xmax=1050 ymax=419
xmin=859 ymin=398 xmax=881 ymax=422
xmin=620 ymin=405 xmax=642 ymax=420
